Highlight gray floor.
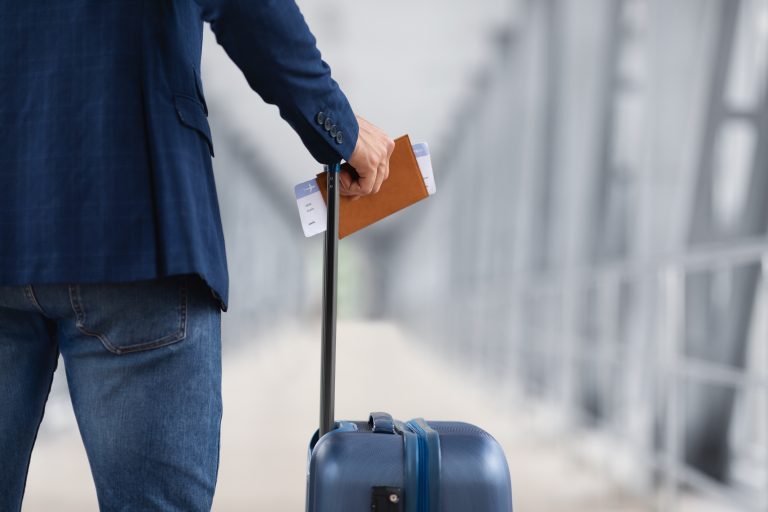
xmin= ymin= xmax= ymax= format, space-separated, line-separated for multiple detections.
xmin=23 ymin=321 xmax=727 ymax=511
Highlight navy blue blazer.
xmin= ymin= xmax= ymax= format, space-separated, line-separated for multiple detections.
xmin=0 ymin=1 xmax=358 ymax=310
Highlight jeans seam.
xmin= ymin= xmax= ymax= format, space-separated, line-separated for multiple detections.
xmin=68 ymin=284 xmax=119 ymax=353
xmin=23 ymin=285 xmax=49 ymax=317
xmin=68 ymin=280 xmax=188 ymax=355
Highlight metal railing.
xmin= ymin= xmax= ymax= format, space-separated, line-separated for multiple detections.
xmin=539 ymin=240 xmax=768 ymax=511
xmin=383 ymin=2 xmax=767 ymax=508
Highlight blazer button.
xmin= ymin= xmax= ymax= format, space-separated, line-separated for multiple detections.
xmin=336 ymin=131 xmax=343 ymax=144
xmin=324 ymin=118 xmax=332 ymax=131
xmin=317 ymin=111 xmax=325 ymax=125
xmin=330 ymin=125 xmax=338 ymax=137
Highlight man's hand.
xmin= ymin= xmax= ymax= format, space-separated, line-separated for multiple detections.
xmin=342 ymin=116 xmax=395 ymax=197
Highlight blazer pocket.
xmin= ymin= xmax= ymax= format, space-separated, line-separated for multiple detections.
xmin=174 ymin=94 xmax=214 ymax=156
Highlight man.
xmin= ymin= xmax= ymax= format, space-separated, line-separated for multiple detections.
xmin=0 ymin=1 xmax=394 ymax=510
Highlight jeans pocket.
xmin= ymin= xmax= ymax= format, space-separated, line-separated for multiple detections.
xmin=69 ymin=276 xmax=188 ymax=355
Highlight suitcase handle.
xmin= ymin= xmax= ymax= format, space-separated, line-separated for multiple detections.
xmin=319 ymin=162 xmax=341 ymax=437
xmin=368 ymin=411 xmax=396 ymax=434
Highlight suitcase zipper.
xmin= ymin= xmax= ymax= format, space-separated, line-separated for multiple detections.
xmin=406 ymin=421 xmax=430 ymax=512
xmin=405 ymin=419 xmax=441 ymax=512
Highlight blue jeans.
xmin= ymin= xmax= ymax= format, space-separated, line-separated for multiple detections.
xmin=0 ymin=275 xmax=222 ymax=511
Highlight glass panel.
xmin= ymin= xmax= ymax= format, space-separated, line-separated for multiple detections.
xmin=712 ymin=120 xmax=757 ymax=230
xmin=684 ymin=379 xmax=766 ymax=505
xmin=725 ymin=0 xmax=768 ymax=110
xmin=728 ymin=265 xmax=767 ymax=498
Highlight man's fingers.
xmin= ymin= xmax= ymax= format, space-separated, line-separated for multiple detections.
xmin=357 ymin=165 xmax=377 ymax=195
xmin=385 ymin=137 xmax=396 ymax=158
xmin=381 ymin=155 xmax=390 ymax=181
xmin=381 ymin=138 xmax=394 ymax=184
xmin=338 ymin=169 xmax=357 ymax=196
xmin=340 ymin=168 xmax=368 ymax=197
xmin=359 ymin=173 xmax=376 ymax=195
xmin=340 ymin=165 xmax=378 ymax=196
xmin=372 ymin=162 xmax=387 ymax=194
xmin=345 ymin=117 xmax=394 ymax=197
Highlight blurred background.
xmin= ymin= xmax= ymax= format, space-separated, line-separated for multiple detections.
xmin=23 ymin=0 xmax=767 ymax=510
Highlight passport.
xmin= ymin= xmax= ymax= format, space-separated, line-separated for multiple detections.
xmin=294 ymin=135 xmax=434 ymax=239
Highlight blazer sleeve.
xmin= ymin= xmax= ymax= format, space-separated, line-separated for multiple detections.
xmin=194 ymin=0 xmax=358 ymax=164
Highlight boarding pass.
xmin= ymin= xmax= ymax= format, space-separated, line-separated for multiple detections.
xmin=294 ymin=142 xmax=436 ymax=237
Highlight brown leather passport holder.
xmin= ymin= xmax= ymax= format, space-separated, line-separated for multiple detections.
xmin=316 ymin=134 xmax=429 ymax=239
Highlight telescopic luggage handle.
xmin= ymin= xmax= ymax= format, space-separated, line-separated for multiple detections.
xmin=319 ymin=162 xmax=341 ymax=437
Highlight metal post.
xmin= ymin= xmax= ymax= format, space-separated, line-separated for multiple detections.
xmin=600 ymin=272 xmax=621 ymax=473
xmin=320 ymin=163 xmax=340 ymax=437
xmin=659 ymin=267 xmax=684 ymax=511
xmin=763 ymin=256 xmax=768 ymax=512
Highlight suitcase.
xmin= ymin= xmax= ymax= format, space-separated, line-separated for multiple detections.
xmin=305 ymin=163 xmax=513 ymax=512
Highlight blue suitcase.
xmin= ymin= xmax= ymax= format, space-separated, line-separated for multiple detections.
xmin=305 ymin=163 xmax=513 ymax=512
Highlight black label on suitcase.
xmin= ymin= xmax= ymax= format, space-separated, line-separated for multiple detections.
xmin=371 ymin=486 xmax=403 ymax=511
